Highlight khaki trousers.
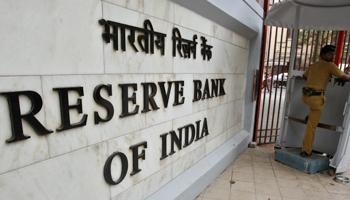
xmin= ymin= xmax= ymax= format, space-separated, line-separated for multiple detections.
xmin=301 ymin=93 xmax=326 ymax=155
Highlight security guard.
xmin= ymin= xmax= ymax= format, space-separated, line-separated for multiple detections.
xmin=301 ymin=45 xmax=350 ymax=157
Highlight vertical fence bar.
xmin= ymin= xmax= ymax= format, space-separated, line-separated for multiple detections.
xmin=301 ymin=30 xmax=307 ymax=70
xmin=257 ymin=0 xmax=279 ymax=144
xmin=258 ymin=0 xmax=278 ymax=144
xmin=335 ymin=31 xmax=339 ymax=46
xmin=308 ymin=30 xmax=315 ymax=66
xmin=341 ymin=31 xmax=348 ymax=70
xmin=298 ymin=30 xmax=306 ymax=70
xmin=275 ymin=28 xmax=290 ymax=140
xmin=253 ymin=0 xmax=271 ymax=143
xmin=303 ymin=30 xmax=310 ymax=70
xmin=264 ymin=26 xmax=279 ymax=144
xmin=330 ymin=31 xmax=334 ymax=44
xmin=269 ymin=27 xmax=284 ymax=143
xmin=335 ymin=31 xmax=345 ymax=67
xmin=320 ymin=31 xmax=325 ymax=49
xmin=259 ymin=25 xmax=273 ymax=144
xmin=345 ymin=31 xmax=350 ymax=69
xmin=292 ymin=29 xmax=299 ymax=69
xmin=313 ymin=31 xmax=320 ymax=63
xmin=328 ymin=31 xmax=334 ymax=45
xmin=326 ymin=30 xmax=330 ymax=44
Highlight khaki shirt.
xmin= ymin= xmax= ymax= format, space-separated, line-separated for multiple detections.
xmin=303 ymin=59 xmax=344 ymax=91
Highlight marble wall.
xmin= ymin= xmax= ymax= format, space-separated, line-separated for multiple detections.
xmin=0 ymin=0 xmax=249 ymax=199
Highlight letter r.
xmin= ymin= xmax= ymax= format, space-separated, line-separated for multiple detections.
xmin=0 ymin=91 xmax=53 ymax=143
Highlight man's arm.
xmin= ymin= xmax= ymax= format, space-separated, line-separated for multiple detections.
xmin=339 ymin=73 xmax=350 ymax=81
xmin=335 ymin=73 xmax=350 ymax=86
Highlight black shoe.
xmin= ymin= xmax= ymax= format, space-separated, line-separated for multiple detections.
xmin=300 ymin=151 xmax=312 ymax=157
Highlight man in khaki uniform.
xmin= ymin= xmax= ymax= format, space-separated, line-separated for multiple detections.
xmin=301 ymin=45 xmax=350 ymax=157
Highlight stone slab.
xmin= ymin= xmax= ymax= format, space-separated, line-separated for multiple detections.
xmin=145 ymin=130 xmax=251 ymax=200
xmin=275 ymin=148 xmax=329 ymax=174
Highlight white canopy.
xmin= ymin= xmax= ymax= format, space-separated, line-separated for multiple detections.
xmin=264 ymin=0 xmax=350 ymax=30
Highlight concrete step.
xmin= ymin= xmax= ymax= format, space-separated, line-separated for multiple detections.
xmin=275 ymin=148 xmax=329 ymax=174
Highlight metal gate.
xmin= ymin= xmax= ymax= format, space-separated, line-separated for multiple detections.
xmin=254 ymin=0 xmax=350 ymax=145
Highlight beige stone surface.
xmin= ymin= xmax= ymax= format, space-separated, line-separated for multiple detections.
xmin=198 ymin=144 xmax=350 ymax=200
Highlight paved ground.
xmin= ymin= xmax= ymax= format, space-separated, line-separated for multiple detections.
xmin=195 ymin=144 xmax=350 ymax=200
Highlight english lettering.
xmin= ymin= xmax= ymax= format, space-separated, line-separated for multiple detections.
xmin=192 ymin=79 xmax=226 ymax=102
xmin=202 ymin=79 xmax=210 ymax=99
xmin=53 ymin=87 xmax=88 ymax=132
xmin=159 ymin=133 xmax=168 ymax=160
xmin=193 ymin=80 xmax=202 ymax=101
xmin=0 ymin=91 xmax=53 ymax=143
xmin=219 ymin=79 xmax=226 ymax=96
xmin=161 ymin=118 xmax=209 ymax=159
xmin=183 ymin=124 xmax=195 ymax=148
xmin=1 ymin=79 xmax=220 ymax=146
xmin=129 ymin=141 xmax=148 ymax=175
xmin=158 ymin=81 xmax=173 ymax=108
xmin=103 ymin=151 xmax=128 ymax=185
xmin=173 ymin=81 xmax=185 ymax=106
xmin=141 ymin=82 xmax=159 ymax=113
xmin=169 ymin=128 xmax=182 ymax=155
xmin=201 ymin=118 xmax=209 ymax=137
xmin=119 ymin=83 xmax=139 ymax=117
xmin=211 ymin=79 xmax=219 ymax=97
xmin=93 ymin=84 xmax=114 ymax=124
xmin=195 ymin=120 xmax=203 ymax=141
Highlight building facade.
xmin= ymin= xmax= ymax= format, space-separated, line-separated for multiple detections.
xmin=0 ymin=0 xmax=263 ymax=199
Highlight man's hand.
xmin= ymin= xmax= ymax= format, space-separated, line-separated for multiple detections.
xmin=339 ymin=73 xmax=350 ymax=81
xmin=335 ymin=78 xmax=347 ymax=87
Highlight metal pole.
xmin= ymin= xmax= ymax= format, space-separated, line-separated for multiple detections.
xmin=264 ymin=27 xmax=279 ymax=144
xmin=276 ymin=4 xmax=300 ymax=146
xmin=253 ymin=0 xmax=270 ymax=143
xmin=303 ymin=30 xmax=310 ymax=70
xmin=298 ymin=30 xmax=306 ymax=70
xmin=270 ymin=27 xmax=284 ymax=143
xmin=345 ymin=31 xmax=350 ymax=68
xmin=335 ymin=31 xmax=345 ymax=67
xmin=313 ymin=31 xmax=320 ymax=63
xmin=275 ymin=28 xmax=290 ymax=139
